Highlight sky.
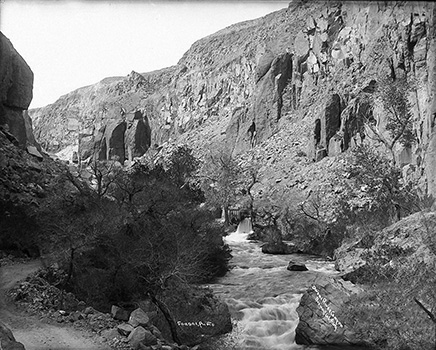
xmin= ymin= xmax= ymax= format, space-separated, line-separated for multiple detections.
xmin=1 ymin=0 xmax=289 ymax=108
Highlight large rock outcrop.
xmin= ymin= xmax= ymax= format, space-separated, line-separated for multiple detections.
xmin=91 ymin=111 xmax=151 ymax=163
xmin=0 ymin=32 xmax=35 ymax=149
xmin=30 ymin=2 xmax=436 ymax=200
xmin=146 ymin=284 xmax=232 ymax=346
xmin=31 ymin=70 xmax=157 ymax=164
xmin=295 ymin=276 xmax=370 ymax=348
xmin=0 ymin=34 xmax=55 ymax=255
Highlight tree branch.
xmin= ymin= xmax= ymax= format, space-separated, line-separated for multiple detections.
xmin=414 ymin=297 xmax=436 ymax=324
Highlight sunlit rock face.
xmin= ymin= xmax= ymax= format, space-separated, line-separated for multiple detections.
xmin=295 ymin=276 xmax=367 ymax=347
xmin=0 ymin=32 xmax=35 ymax=149
xmin=30 ymin=70 xmax=162 ymax=164
xmin=30 ymin=1 xmax=436 ymax=197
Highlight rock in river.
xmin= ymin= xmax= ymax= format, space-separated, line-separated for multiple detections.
xmin=295 ymin=276 xmax=371 ymax=348
xmin=287 ymin=261 xmax=308 ymax=271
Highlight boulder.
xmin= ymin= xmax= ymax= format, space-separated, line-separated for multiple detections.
xmin=0 ymin=33 xmax=33 ymax=109
xmin=128 ymin=308 xmax=150 ymax=328
xmin=68 ymin=310 xmax=84 ymax=322
xmin=127 ymin=326 xmax=148 ymax=349
xmin=111 ymin=305 xmax=131 ymax=321
xmin=0 ymin=321 xmax=26 ymax=350
xmin=333 ymin=235 xmax=372 ymax=275
xmin=154 ymin=283 xmax=232 ymax=346
xmin=334 ymin=247 xmax=366 ymax=275
xmin=101 ymin=328 xmax=120 ymax=341
xmin=295 ymin=276 xmax=369 ymax=347
xmin=287 ymin=261 xmax=308 ymax=271
xmin=141 ymin=329 xmax=158 ymax=346
xmin=0 ymin=32 xmax=34 ymax=149
xmin=117 ymin=323 xmax=134 ymax=336
xmin=315 ymin=148 xmax=327 ymax=162
xmin=261 ymin=242 xmax=298 ymax=255
xmin=83 ymin=306 xmax=96 ymax=315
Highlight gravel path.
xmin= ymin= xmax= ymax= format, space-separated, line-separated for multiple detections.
xmin=0 ymin=260 xmax=110 ymax=350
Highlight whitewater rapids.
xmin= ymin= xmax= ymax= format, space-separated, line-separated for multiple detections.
xmin=207 ymin=223 xmax=339 ymax=350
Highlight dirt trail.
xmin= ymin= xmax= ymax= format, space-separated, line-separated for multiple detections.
xmin=0 ymin=260 xmax=110 ymax=350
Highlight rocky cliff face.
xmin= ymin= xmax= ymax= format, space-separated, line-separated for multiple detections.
xmin=0 ymin=32 xmax=36 ymax=151
xmin=30 ymin=1 xmax=436 ymax=198
xmin=30 ymin=70 xmax=164 ymax=163
xmin=0 ymin=33 xmax=63 ymax=255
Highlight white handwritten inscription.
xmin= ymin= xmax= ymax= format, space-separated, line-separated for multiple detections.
xmin=311 ymin=285 xmax=344 ymax=331
xmin=177 ymin=321 xmax=215 ymax=328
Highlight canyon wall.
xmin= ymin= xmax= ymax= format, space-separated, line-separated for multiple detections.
xmin=30 ymin=1 xmax=436 ymax=198
xmin=0 ymin=32 xmax=37 ymax=150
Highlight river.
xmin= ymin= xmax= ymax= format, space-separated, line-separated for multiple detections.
xmin=207 ymin=224 xmax=342 ymax=350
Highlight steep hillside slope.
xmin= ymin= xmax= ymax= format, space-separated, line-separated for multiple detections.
xmin=30 ymin=1 xmax=436 ymax=201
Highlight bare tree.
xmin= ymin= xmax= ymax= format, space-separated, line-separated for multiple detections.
xmin=414 ymin=297 xmax=436 ymax=350
xmin=242 ymin=159 xmax=261 ymax=222
xmin=88 ymin=159 xmax=121 ymax=199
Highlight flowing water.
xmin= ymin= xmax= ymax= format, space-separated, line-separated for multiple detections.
xmin=208 ymin=220 xmax=340 ymax=350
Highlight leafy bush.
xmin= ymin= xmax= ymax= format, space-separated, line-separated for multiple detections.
xmin=377 ymin=76 xmax=416 ymax=150
xmin=336 ymin=145 xmax=419 ymax=229
xmin=69 ymin=203 xmax=231 ymax=310
xmin=340 ymin=258 xmax=436 ymax=350
xmin=277 ymin=187 xmax=347 ymax=257
xmin=167 ymin=145 xmax=200 ymax=189
xmin=3 ymin=146 xmax=232 ymax=313
xmin=339 ymin=216 xmax=436 ymax=350
xmin=361 ymin=75 xmax=417 ymax=165
xmin=340 ymin=282 xmax=435 ymax=350
xmin=276 ymin=144 xmax=421 ymax=258
xmin=34 ymin=147 xmax=232 ymax=311
xmin=0 ymin=200 xmax=40 ymax=256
